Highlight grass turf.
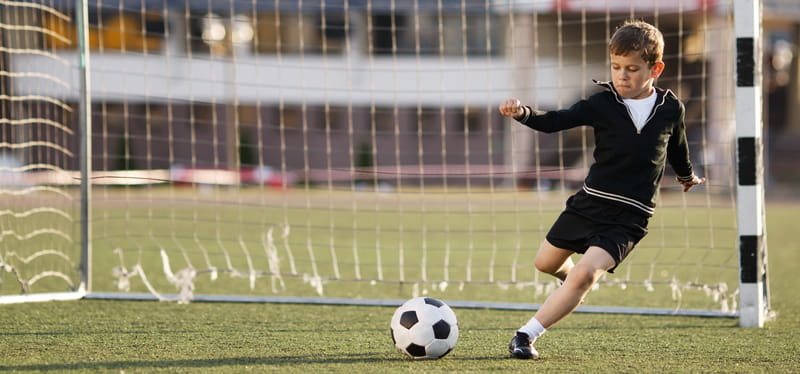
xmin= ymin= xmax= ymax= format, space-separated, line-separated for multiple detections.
xmin=0 ymin=204 xmax=797 ymax=373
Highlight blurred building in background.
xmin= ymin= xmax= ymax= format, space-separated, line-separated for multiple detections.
xmin=2 ymin=0 xmax=799 ymax=189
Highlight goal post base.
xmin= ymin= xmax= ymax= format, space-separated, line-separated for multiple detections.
xmin=0 ymin=291 xmax=86 ymax=305
xmin=738 ymin=283 xmax=774 ymax=327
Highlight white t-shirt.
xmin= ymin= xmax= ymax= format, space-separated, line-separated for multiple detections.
xmin=622 ymin=89 xmax=657 ymax=132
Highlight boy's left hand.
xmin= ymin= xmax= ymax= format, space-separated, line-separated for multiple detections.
xmin=679 ymin=175 xmax=706 ymax=192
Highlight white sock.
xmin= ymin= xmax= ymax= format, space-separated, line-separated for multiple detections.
xmin=518 ymin=317 xmax=546 ymax=342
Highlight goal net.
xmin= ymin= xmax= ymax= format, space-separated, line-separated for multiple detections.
xmin=2 ymin=0 xmax=750 ymax=317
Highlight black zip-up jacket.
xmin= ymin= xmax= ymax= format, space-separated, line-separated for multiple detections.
xmin=515 ymin=80 xmax=695 ymax=217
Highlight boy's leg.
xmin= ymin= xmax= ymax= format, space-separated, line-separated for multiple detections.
xmin=533 ymin=240 xmax=575 ymax=282
xmin=533 ymin=246 xmax=616 ymax=328
xmin=510 ymin=241 xmax=580 ymax=359
xmin=510 ymin=246 xmax=616 ymax=359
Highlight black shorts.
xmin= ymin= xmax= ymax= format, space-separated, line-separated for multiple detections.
xmin=545 ymin=191 xmax=649 ymax=273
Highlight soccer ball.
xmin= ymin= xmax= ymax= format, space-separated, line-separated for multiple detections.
xmin=390 ymin=297 xmax=459 ymax=359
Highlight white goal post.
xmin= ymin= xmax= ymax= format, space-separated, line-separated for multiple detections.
xmin=0 ymin=0 xmax=771 ymax=326
xmin=733 ymin=0 xmax=771 ymax=328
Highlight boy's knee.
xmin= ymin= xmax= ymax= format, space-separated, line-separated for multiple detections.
xmin=564 ymin=263 xmax=599 ymax=290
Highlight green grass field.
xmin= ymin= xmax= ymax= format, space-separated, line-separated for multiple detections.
xmin=0 ymin=203 xmax=797 ymax=373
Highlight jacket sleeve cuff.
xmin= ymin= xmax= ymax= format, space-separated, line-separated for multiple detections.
xmin=676 ymin=173 xmax=695 ymax=183
xmin=515 ymin=106 xmax=545 ymax=123
xmin=514 ymin=106 xmax=532 ymax=122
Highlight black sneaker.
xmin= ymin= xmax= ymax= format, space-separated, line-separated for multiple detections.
xmin=508 ymin=332 xmax=539 ymax=359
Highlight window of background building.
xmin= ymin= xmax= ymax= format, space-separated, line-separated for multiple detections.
xmin=372 ymin=107 xmax=398 ymax=134
xmin=254 ymin=12 xmax=330 ymax=55
xmin=368 ymin=11 xmax=500 ymax=56
xmin=322 ymin=106 xmax=348 ymax=132
xmin=369 ymin=13 xmax=407 ymax=55
xmin=457 ymin=108 xmax=483 ymax=133
xmin=280 ymin=105 xmax=304 ymax=129
xmin=319 ymin=12 xmax=348 ymax=54
xmin=42 ymin=8 xmax=165 ymax=52
xmin=414 ymin=108 xmax=441 ymax=136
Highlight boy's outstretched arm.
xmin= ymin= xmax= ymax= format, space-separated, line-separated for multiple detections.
xmin=499 ymin=98 xmax=589 ymax=134
xmin=678 ymin=175 xmax=706 ymax=192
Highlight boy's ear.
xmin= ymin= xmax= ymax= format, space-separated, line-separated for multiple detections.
xmin=651 ymin=61 xmax=665 ymax=78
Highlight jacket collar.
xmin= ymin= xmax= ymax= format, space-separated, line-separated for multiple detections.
xmin=592 ymin=79 xmax=675 ymax=105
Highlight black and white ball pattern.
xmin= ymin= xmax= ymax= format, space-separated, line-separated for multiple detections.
xmin=390 ymin=297 xmax=459 ymax=359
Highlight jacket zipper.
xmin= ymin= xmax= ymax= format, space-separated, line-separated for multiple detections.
xmin=643 ymin=93 xmax=668 ymax=130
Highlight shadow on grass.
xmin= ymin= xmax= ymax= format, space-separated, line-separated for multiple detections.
xmin=0 ymin=353 xmax=407 ymax=371
xmin=0 ymin=353 xmax=519 ymax=371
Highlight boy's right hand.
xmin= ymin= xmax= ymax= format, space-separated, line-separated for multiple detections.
xmin=499 ymin=98 xmax=525 ymax=119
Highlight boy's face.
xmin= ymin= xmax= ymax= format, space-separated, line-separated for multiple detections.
xmin=610 ymin=52 xmax=664 ymax=100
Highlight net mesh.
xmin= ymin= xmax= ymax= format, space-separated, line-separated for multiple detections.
xmin=1 ymin=1 xmax=81 ymax=296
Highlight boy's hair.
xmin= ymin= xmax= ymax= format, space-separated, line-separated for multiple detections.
xmin=609 ymin=20 xmax=664 ymax=67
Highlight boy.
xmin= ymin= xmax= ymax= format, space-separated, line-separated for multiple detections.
xmin=498 ymin=20 xmax=705 ymax=359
